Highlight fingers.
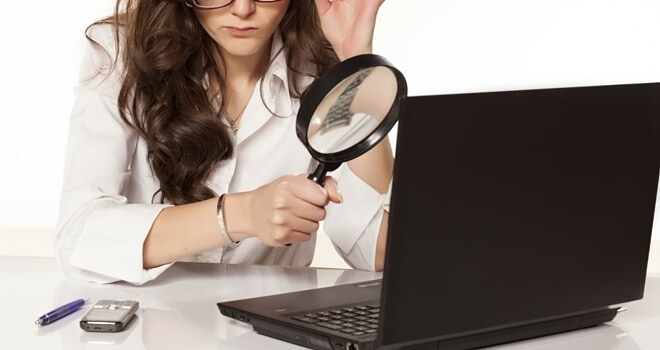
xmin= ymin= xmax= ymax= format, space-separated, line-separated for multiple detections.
xmin=272 ymin=230 xmax=314 ymax=247
xmin=254 ymin=174 xmax=345 ymax=247
xmin=323 ymin=176 xmax=343 ymax=204
xmin=282 ymin=174 xmax=328 ymax=207
xmin=285 ymin=175 xmax=342 ymax=205
xmin=266 ymin=209 xmax=318 ymax=247
xmin=314 ymin=0 xmax=386 ymax=11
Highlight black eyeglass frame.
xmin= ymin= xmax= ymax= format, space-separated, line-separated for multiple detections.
xmin=185 ymin=0 xmax=284 ymax=10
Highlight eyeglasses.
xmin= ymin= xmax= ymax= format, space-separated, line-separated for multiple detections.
xmin=186 ymin=0 xmax=284 ymax=10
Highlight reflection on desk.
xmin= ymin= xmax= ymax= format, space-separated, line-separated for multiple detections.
xmin=2 ymin=257 xmax=659 ymax=350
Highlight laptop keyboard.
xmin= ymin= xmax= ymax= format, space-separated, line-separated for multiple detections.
xmin=291 ymin=304 xmax=380 ymax=336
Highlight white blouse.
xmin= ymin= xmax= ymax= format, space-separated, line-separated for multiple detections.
xmin=55 ymin=25 xmax=390 ymax=285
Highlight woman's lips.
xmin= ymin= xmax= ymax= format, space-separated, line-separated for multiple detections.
xmin=226 ymin=26 xmax=256 ymax=37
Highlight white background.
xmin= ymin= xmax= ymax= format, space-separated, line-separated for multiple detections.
xmin=1 ymin=1 xmax=115 ymax=228
xmin=1 ymin=1 xmax=659 ymax=259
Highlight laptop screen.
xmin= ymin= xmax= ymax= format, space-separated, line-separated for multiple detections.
xmin=378 ymin=83 xmax=660 ymax=348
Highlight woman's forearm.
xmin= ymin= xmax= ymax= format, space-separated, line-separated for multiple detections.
xmin=375 ymin=211 xmax=388 ymax=271
xmin=347 ymin=137 xmax=393 ymax=271
xmin=142 ymin=198 xmax=223 ymax=269
xmin=347 ymin=138 xmax=394 ymax=194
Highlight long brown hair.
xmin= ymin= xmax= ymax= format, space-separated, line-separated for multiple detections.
xmin=86 ymin=0 xmax=338 ymax=205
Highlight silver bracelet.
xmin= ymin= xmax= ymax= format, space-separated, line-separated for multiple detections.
xmin=217 ymin=194 xmax=240 ymax=248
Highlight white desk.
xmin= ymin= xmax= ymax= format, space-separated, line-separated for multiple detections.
xmin=2 ymin=257 xmax=659 ymax=350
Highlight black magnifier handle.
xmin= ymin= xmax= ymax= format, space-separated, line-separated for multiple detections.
xmin=308 ymin=163 xmax=328 ymax=186
xmin=307 ymin=162 xmax=340 ymax=186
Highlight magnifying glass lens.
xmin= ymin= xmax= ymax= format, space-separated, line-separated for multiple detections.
xmin=296 ymin=54 xmax=407 ymax=185
xmin=307 ymin=66 xmax=399 ymax=154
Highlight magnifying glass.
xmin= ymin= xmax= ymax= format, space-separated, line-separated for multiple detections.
xmin=297 ymin=54 xmax=408 ymax=185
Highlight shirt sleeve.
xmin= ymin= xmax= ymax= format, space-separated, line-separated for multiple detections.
xmin=55 ymin=26 xmax=172 ymax=285
xmin=323 ymin=164 xmax=391 ymax=271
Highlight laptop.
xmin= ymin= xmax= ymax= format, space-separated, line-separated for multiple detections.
xmin=218 ymin=82 xmax=660 ymax=350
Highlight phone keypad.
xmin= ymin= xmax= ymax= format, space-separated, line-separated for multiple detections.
xmin=93 ymin=300 xmax=136 ymax=310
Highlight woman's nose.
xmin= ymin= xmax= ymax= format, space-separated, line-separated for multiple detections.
xmin=230 ymin=0 xmax=256 ymax=18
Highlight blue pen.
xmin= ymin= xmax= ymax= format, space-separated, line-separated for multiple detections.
xmin=34 ymin=298 xmax=87 ymax=326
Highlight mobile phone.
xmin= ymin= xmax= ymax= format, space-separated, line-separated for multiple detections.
xmin=80 ymin=300 xmax=139 ymax=332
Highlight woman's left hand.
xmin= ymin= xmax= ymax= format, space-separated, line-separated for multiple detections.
xmin=314 ymin=0 xmax=385 ymax=61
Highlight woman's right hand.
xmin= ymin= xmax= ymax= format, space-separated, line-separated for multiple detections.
xmin=223 ymin=174 xmax=343 ymax=246
xmin=314 ymin=0 xmax=385 ymax=61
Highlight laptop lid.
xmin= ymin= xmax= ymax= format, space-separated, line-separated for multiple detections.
xmin=377 ymin=82 xmax=660 ymax=349
xmin=218 ymin=82 xmax=660 ymax=350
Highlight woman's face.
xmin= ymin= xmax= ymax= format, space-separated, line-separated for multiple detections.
xmin=191 ymin=0 xmax=291 ymax=61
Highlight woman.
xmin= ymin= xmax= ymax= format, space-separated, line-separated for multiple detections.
xmin=56 ymin=0 xmax=391 ymax=285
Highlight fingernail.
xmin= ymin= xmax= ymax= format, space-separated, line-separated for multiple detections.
xmin=334 ymin=183 xmax=343 ymax=203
